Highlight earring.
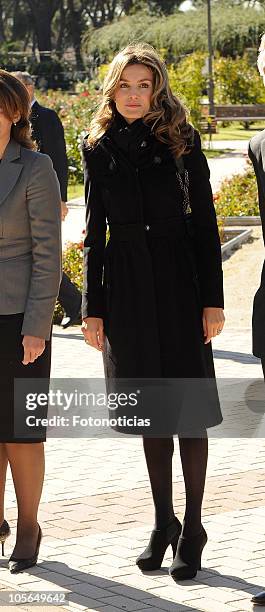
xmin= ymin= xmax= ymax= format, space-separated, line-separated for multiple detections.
xmin=13 ymin=122 xmax=17 ymax=127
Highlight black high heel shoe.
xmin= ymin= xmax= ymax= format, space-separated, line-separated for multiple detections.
xmin=8 ymin=525 xmax=42 ymax=574
xmin=136 ymin=517 xmax=182 ymax=571
xmin=0 ymin=520 xmax=11 ymax=556
xmin=169 ymin=525 xmax=207 ymax=581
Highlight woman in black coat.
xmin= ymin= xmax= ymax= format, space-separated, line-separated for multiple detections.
xmin=82 ymin=43 xmax=225 ymax=582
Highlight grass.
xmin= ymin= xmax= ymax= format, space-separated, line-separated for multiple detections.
xmin=203 ymin=148 xmax=233 ymax=158
xmin=68 ymin=183 xmax=84 ymax=201
xmin=211 ymin=121 xmax=264 ymax=141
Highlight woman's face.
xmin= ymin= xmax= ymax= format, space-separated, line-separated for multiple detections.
xmin=0 ymin=106 xmax=20 ymax=142
xmin=114 ymin=63 xmax=154 ymax=123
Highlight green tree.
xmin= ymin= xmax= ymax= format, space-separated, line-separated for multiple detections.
xmin=147 ymin=0 xmax=183 ymax=13
xmin=214 ymin=55 xmax=265 ymax=104
xmin=168 ymin=52 xmax=207 ymax=129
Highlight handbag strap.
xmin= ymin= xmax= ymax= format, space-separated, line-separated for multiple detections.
xmin=175 ymin=156 xmax=192 ymax=216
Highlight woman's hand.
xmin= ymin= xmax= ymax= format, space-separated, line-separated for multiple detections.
xmin=22 ymin=336 xmax=46 ymax=365
xmin=61 ymin=201 xmax=69 ymax=221
xmin=202 ymin=307 xmax=225 ymax=344
xmin=81 ymin=317 xmax=105 ymax=352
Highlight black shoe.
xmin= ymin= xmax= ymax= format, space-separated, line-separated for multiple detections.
xmin=60 ymin=296 xmax=81 ymax=329
xmin=0 ymin=520 xmax=11 ymax=556
xmin=9 ymin=525 xmax=42 ymax=574
xmin=169 ymin=525 xmax=207 ymax=581
xmin=136 ymin=517 xmax=182 ymax=571
xmin=252 ymin=591 xmax=265 ymax=605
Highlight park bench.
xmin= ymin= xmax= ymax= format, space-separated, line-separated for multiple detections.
xmin=200 ymin=104 xmax=265 ymax=134
xmin=215 ymin=104 xmax=265 ymax=123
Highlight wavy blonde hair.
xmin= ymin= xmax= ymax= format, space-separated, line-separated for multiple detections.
xmin=86 ymin=43 xmax=193 ymax=158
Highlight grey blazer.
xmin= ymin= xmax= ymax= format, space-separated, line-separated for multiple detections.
xmin=249 ymin=131 xmax=265 ymax=357
xmin=0 ymin=138 xmax=62 ymax=341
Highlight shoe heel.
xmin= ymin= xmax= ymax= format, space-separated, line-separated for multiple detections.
xmin=171 ymin=533 xmax=179 ymax=558
xmin=136 ymin=518 xmax=181 ymax=572
xmin=1 ymin=541 xmax=4 ymax=556
xmin=169 ymin=526 xmax=207 ymax=581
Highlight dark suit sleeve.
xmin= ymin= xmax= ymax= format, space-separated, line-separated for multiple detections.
xmin=39 ymin=110 xmax=68 ymax=201
xmin=248 ymin=140 xmax=265 ymax=245
xmin=184 ymin=130 xmax=224 ymax=308
xmin=82 ymin=145 xmax=107 ymax=319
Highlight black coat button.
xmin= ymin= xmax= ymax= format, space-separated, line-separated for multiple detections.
xmin=154 ymin=156 xmax=161 ymax=164
xmin=141 ymin=140 xmax=147 ymax=148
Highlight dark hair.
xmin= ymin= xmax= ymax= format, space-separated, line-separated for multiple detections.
xmin=0 ymin=69 xmax=36 ymax=150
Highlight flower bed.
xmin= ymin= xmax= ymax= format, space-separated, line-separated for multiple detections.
xmin=37 ymin=90 xmax=100 ymax=185
xmin=214 ymin=164 xmax=259 ymax=218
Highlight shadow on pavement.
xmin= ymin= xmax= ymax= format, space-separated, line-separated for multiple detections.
xmin=213 ymin=349 xmax=260 ymax=365
xmin=0 ymin=558 xmax=263 ymax=611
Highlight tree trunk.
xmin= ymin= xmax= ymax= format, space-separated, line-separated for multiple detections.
xmin=56 ymin=0 xmax=66 ymax=58
xmin=0 ymin=0 xmax=6 ymax=42
xmin=67 ymin=0 xmax=85 ymax=71
xmin=26 ymin=0 xmax=59 ymax=57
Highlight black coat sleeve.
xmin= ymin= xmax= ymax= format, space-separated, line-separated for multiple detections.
xmin=82 ymin=146 xmax=107 ymax=319
xmin=184 ymin=130 xmax=224 ymax=309
xmin=248 ymin=138 xmax=265 ymax=246
xmin=38 ymin=110 xmax=68 ymax=202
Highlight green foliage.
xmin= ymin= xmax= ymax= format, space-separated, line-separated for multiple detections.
xmin=53 ymin=239 xmax=84 ymax=323
xmin=83 ymin=10 xmax=159 ymax=63
xmin=84 ymin=5 xmax=264 ymax=64
xmin=147 ymin=0 xmax=183 ymax=14
xmin=214 ymin=55 xmax=265 ymax=105
xmin=37 ymin=89 xmax=101 ymax=184
xmin=53 ymin=228 xmax=110 ymax=324
xmin=214 ymin=165 xmax=259 ymax=217
xmin=168 ymin=52 xmax=207 ymax=130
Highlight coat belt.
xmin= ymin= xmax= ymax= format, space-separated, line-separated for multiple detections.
xmin=109 ymin=218 xmax=184 ymax=241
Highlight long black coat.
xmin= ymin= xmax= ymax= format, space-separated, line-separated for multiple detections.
xmin=82 ymin=114 xmax=224 ymax=433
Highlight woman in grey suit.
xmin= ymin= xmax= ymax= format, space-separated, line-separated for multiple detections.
xmin=0 ymin=70 xmax=61 ymax=573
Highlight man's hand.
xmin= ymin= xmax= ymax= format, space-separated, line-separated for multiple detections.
xmin=61 ymin=201 xmax=68 ymax=221
xmin=22 ymin=336 xmax=46 ymax=365
xmin=81 ymin=317 xmax=105 ymax=352
xmin=203 ymin=307 xmax=225 ymax=344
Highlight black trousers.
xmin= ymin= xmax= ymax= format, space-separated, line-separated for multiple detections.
xmin=58 ymin=272 xmax=81 ymax=316
xmin=0 ymin=314 xmax=51 ymax=443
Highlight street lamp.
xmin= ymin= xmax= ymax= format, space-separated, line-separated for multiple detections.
xmin=207 ymin=0 xmax=215 ymax=115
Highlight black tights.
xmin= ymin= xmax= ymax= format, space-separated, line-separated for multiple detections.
xmin=143 ymin=433 xmax=208 ymax=536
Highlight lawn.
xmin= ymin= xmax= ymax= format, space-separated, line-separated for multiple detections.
xmin=68 ymin=183 xmax=84 ymax=201
xmin=212 ymin=121 xmax=264 ymax=141
xmin=203 ymin=148 xmax=233 ymax=159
